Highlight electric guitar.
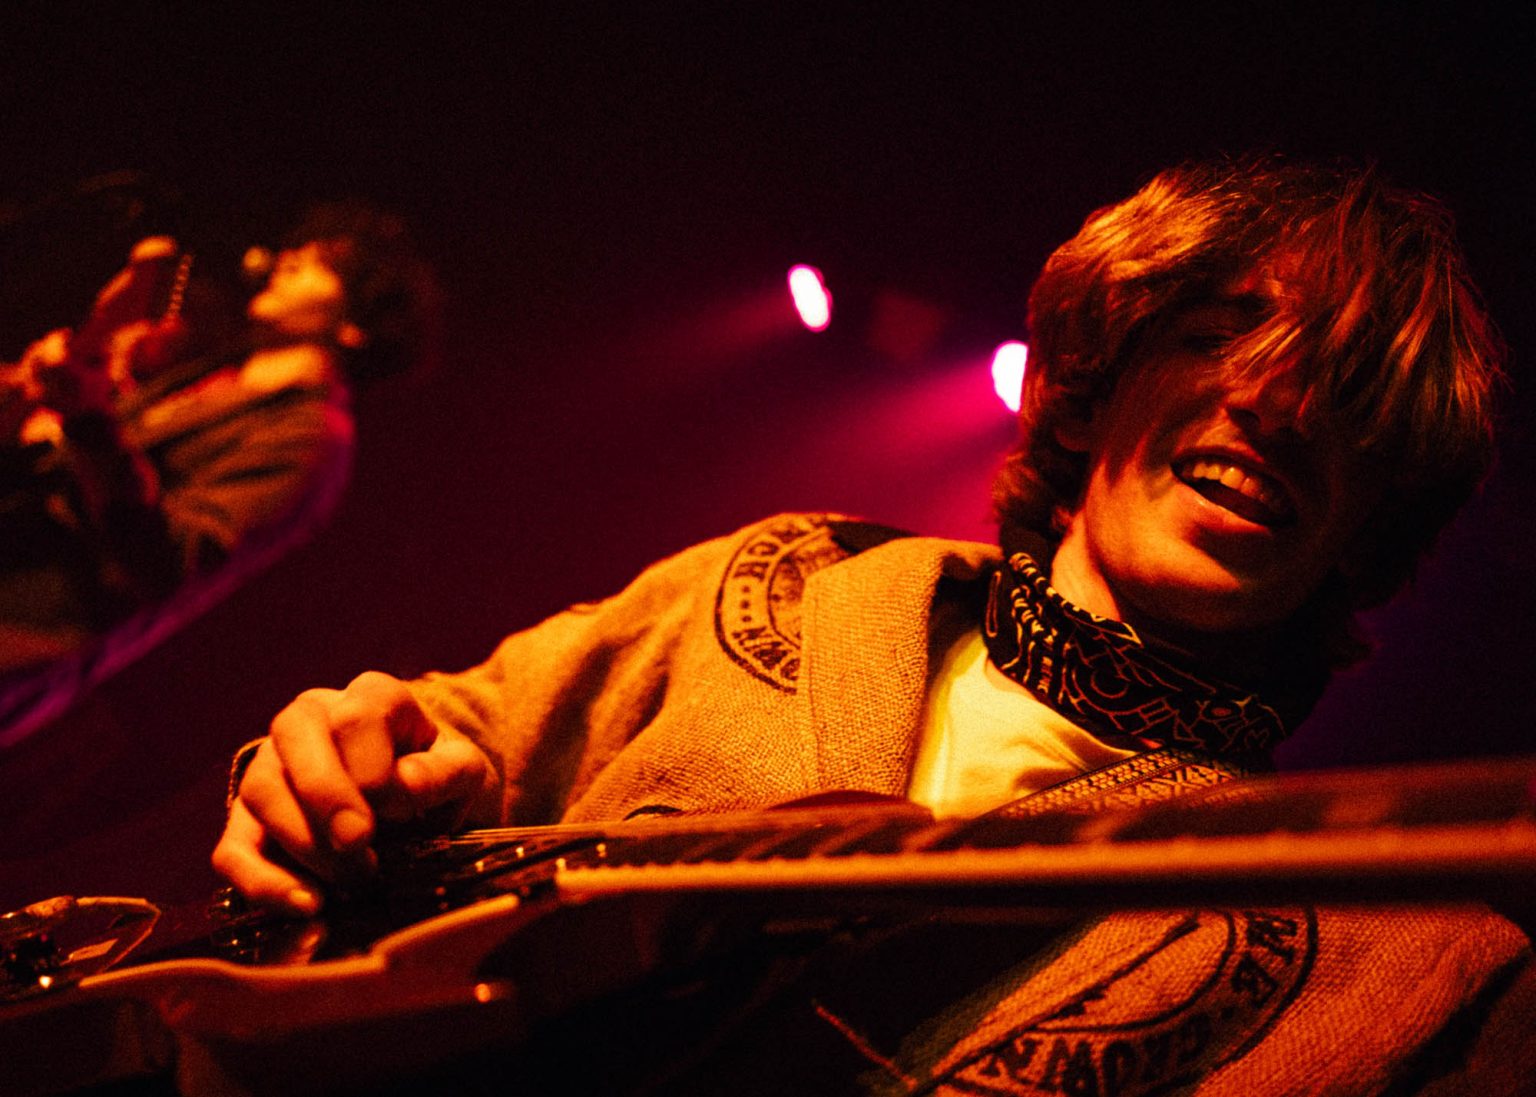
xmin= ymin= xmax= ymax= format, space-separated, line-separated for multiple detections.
xmin=3 ymin=754 xmax=1534 ymax=1096
xmin=0 ymin=240 xmax=197 ymax=676
xmin=2 ymin=236 xmax=193 ymax=412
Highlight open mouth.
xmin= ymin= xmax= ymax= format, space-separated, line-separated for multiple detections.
xmin=1173 ymin=457 xmax=1296 ymax=528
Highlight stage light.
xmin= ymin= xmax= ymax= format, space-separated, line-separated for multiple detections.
xmin=991 ymin=341 xmax=1028 ymax=413
xmin=787 ymin=264 xmax=832 ymax=332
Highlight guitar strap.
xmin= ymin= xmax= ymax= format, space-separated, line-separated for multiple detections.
xmin=988 ymin=744 xmax=1257 ymax=818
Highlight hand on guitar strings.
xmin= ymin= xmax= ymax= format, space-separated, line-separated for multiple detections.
xmin=212 ymin=671 xmax=496 ymax=915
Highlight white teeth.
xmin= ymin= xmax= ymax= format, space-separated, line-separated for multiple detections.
xmin=1179 ymin=459 xmax=1289 ymax=513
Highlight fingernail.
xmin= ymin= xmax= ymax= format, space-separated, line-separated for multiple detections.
xmin=287 ymin=888 xmax=321 ymax=916
xmin=330 ymin=808 xmax=371 ymax=850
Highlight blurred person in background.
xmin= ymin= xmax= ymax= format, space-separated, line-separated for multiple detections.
xmin=0 ymin=199 xmax=435 ymax=744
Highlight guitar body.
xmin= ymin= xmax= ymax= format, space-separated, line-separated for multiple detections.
xmin=3 ymin=893 xmax=575 ymax=1096
xmin=1 ymin=800 xmax=939 ymax=1096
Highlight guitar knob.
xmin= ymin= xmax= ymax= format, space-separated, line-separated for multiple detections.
xmin=1 ymin=930 xmax=62 ymax=996
xmin=209 ymin=886 xmax=248 ymax=922
xmin=0 ymin=898 xmax=74 ymax=1000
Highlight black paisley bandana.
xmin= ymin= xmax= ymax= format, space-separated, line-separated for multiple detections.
xmin=982 ymin=548 xmax=1322 ymax=758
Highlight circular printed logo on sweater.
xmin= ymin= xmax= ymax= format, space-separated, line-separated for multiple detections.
xmin=715 ymin=514 xmax=849 ymax=692
xmin=861 ymin=908 xmax=1317 ymax=1097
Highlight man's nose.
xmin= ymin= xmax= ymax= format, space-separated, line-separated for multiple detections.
xmin=1226 ymin=365 xmax=1310 ymax=437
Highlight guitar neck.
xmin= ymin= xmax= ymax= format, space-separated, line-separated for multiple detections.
xmin=415 ymin=754 xmax=1536 ymax=916
xmin=56 ymin=243 xmax=193 ymax=381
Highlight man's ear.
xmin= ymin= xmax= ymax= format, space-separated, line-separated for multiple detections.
xmin=335 ymin=321 xmax=368 ymax=350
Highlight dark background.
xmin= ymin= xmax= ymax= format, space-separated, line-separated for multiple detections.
xmin=2 ymin=4 xmax=1532 ymax=910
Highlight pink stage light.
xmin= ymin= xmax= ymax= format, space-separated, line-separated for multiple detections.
xmin=991 ymin=341 xmax=1028 ymax=413
xmin=787 ymin=264 xmax=832 ymax=331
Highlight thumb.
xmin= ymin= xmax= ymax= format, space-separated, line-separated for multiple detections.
xmin=384 ymin=734 xmax=492 ymax=826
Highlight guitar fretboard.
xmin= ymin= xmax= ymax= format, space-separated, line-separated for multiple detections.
xmin=393 ymin=756 xmax=1536 ymax=917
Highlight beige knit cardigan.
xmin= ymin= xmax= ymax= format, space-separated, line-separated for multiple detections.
xmin=406 ymin=513 xmax=1535 ymax=1096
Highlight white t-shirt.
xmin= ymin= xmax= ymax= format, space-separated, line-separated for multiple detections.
xmin=907 ymin=627 xmax=1139 ymax=818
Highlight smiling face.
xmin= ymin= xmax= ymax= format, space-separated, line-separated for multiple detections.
xmin=1049 ymin=294 xmax=1386 ymax=639
xmin=247 ymin=242 xmax=360 ymax=345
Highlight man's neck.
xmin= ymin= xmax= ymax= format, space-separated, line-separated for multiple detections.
xmin=1045 ymin=528 xmax=1119 ymax=621
xmin=1046 ymin=523 xmax=1294 ymax=686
